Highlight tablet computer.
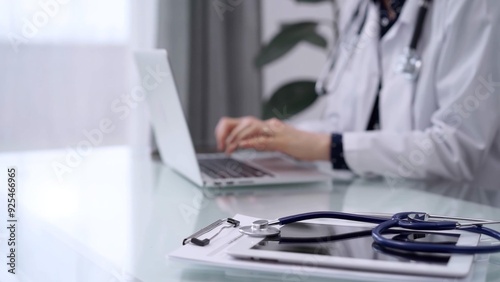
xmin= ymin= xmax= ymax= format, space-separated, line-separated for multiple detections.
xmin=227 ymin=222 xmax=480 ymax=278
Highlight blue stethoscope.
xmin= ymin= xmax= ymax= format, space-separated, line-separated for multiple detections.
xmin=315 ymin=0 xmax=431 ymax=96
xmin=239 ymin=211 xmax=500 ymax=254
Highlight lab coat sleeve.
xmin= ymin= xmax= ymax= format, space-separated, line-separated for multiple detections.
xmin=343 ymin=0 xmax=500 ymax=181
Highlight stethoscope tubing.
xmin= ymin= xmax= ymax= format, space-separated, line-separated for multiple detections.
xmin=268 ymin=211 xmax=500 ymax=254
xmin=278 ymin=211 xmax=387 ymax=225
xmin=372 ymin=219 xmax=500 ymax=254
xmin=409 ymin=0 xmax=430 ymax=49
xmin=316 ymin=0 xmax=431 ymax=96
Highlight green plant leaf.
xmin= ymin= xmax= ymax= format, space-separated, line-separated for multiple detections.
xmin=303 ymin=32 xmax=328 ymax=48
xmin=278 ymin=23 xmax=327 ymax=48
xmin=263 ymin=81 xmax=318 ymax=120
xmin=255 ymin=22 xmax=326 ymax=68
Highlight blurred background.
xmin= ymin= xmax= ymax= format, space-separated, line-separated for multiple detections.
xmin=0 ymin=0 xmax=344 ymax=153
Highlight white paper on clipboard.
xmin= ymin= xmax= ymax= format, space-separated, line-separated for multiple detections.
xmin=168 ymin=214 xmax=491 ymax=282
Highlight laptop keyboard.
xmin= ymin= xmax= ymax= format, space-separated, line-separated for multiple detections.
xmin=199 ymin=158 xmax=272 ymax=179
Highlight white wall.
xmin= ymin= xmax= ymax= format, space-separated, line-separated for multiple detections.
xmin=0 ymin=0 xmax=157 ymax=153
xmin=261 ymin=0 xmax=337 ymax=121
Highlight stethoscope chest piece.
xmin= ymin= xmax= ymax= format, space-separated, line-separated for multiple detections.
xmin=239 ymin=220 xmax=280 ymax=237
xmin=396 ymin=47 xmax=422 ymax=81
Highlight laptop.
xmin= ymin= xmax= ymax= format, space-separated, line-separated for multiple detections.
xmin=134 ymin=49 xmax=333 ymax=187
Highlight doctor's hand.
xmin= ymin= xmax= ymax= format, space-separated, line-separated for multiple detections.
xmin=215 ymin=116 xmax=269 ymax=154
xmin=215 ymin=116 xmax=331 ymax=161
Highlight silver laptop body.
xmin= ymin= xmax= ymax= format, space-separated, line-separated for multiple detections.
xmin=134 ymin=49 xmax=333 ymax=187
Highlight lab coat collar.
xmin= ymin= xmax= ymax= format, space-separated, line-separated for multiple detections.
xmin=369 ymin=0 xmax=420 ymax=26
xmin=379 ymin=0 xmax=421 ymax=45
xmin=397 ymin=0 xmax=421 ymax=26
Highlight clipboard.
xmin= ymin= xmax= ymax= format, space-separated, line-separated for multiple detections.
xmin=168 ymin=214 xmax=479 ymax=282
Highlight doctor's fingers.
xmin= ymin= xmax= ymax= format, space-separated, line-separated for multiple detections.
xmin=224 ymin=117 xmax=264 ymax=146
xmin=215 ymin=117 xmax=240 ymax=151
xmin=225 ymin=126 xmax=266 ymax=155
xmin=224 ymin=124 xmax=273 ymax=155
xmin=238 ymin=136 xmax=281 ymax=153
xmin=224 ymin=124 xmax=260 ymax=153
xmin=264 ymin=118 xmax=286 ymax=134
xmin=227 ymin=121 xmax=275 ymax=148
xmin=237 ymin=119 xmax=289 ymax=152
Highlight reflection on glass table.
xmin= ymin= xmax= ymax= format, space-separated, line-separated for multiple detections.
xmin=1 ymin=146 xmax=499 ymax=282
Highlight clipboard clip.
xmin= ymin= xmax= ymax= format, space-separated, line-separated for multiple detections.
xmin=182 ymin=218 xmax=240 ymax=247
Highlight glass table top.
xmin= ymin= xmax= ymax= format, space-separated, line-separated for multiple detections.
xmin=0 ymin=146 xmax=499 ymax=282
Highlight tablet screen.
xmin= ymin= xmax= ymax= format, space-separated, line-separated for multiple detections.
xmin=250 ymin=223 xmax=459 ymax=265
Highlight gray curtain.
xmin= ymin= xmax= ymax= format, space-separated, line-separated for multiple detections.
xmin=157 ymin=0 xmax=262 ymax=152
xmin=155 ymin=0 xmax=190 ymax=154
xmin=157 ymin=0 xmax=190 ymax=111
xmin=188 ymin=0 xmax=262 ymax=150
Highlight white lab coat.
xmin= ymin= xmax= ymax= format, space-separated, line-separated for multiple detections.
xmin=296 ymin=0 xmax=500 ymax=184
